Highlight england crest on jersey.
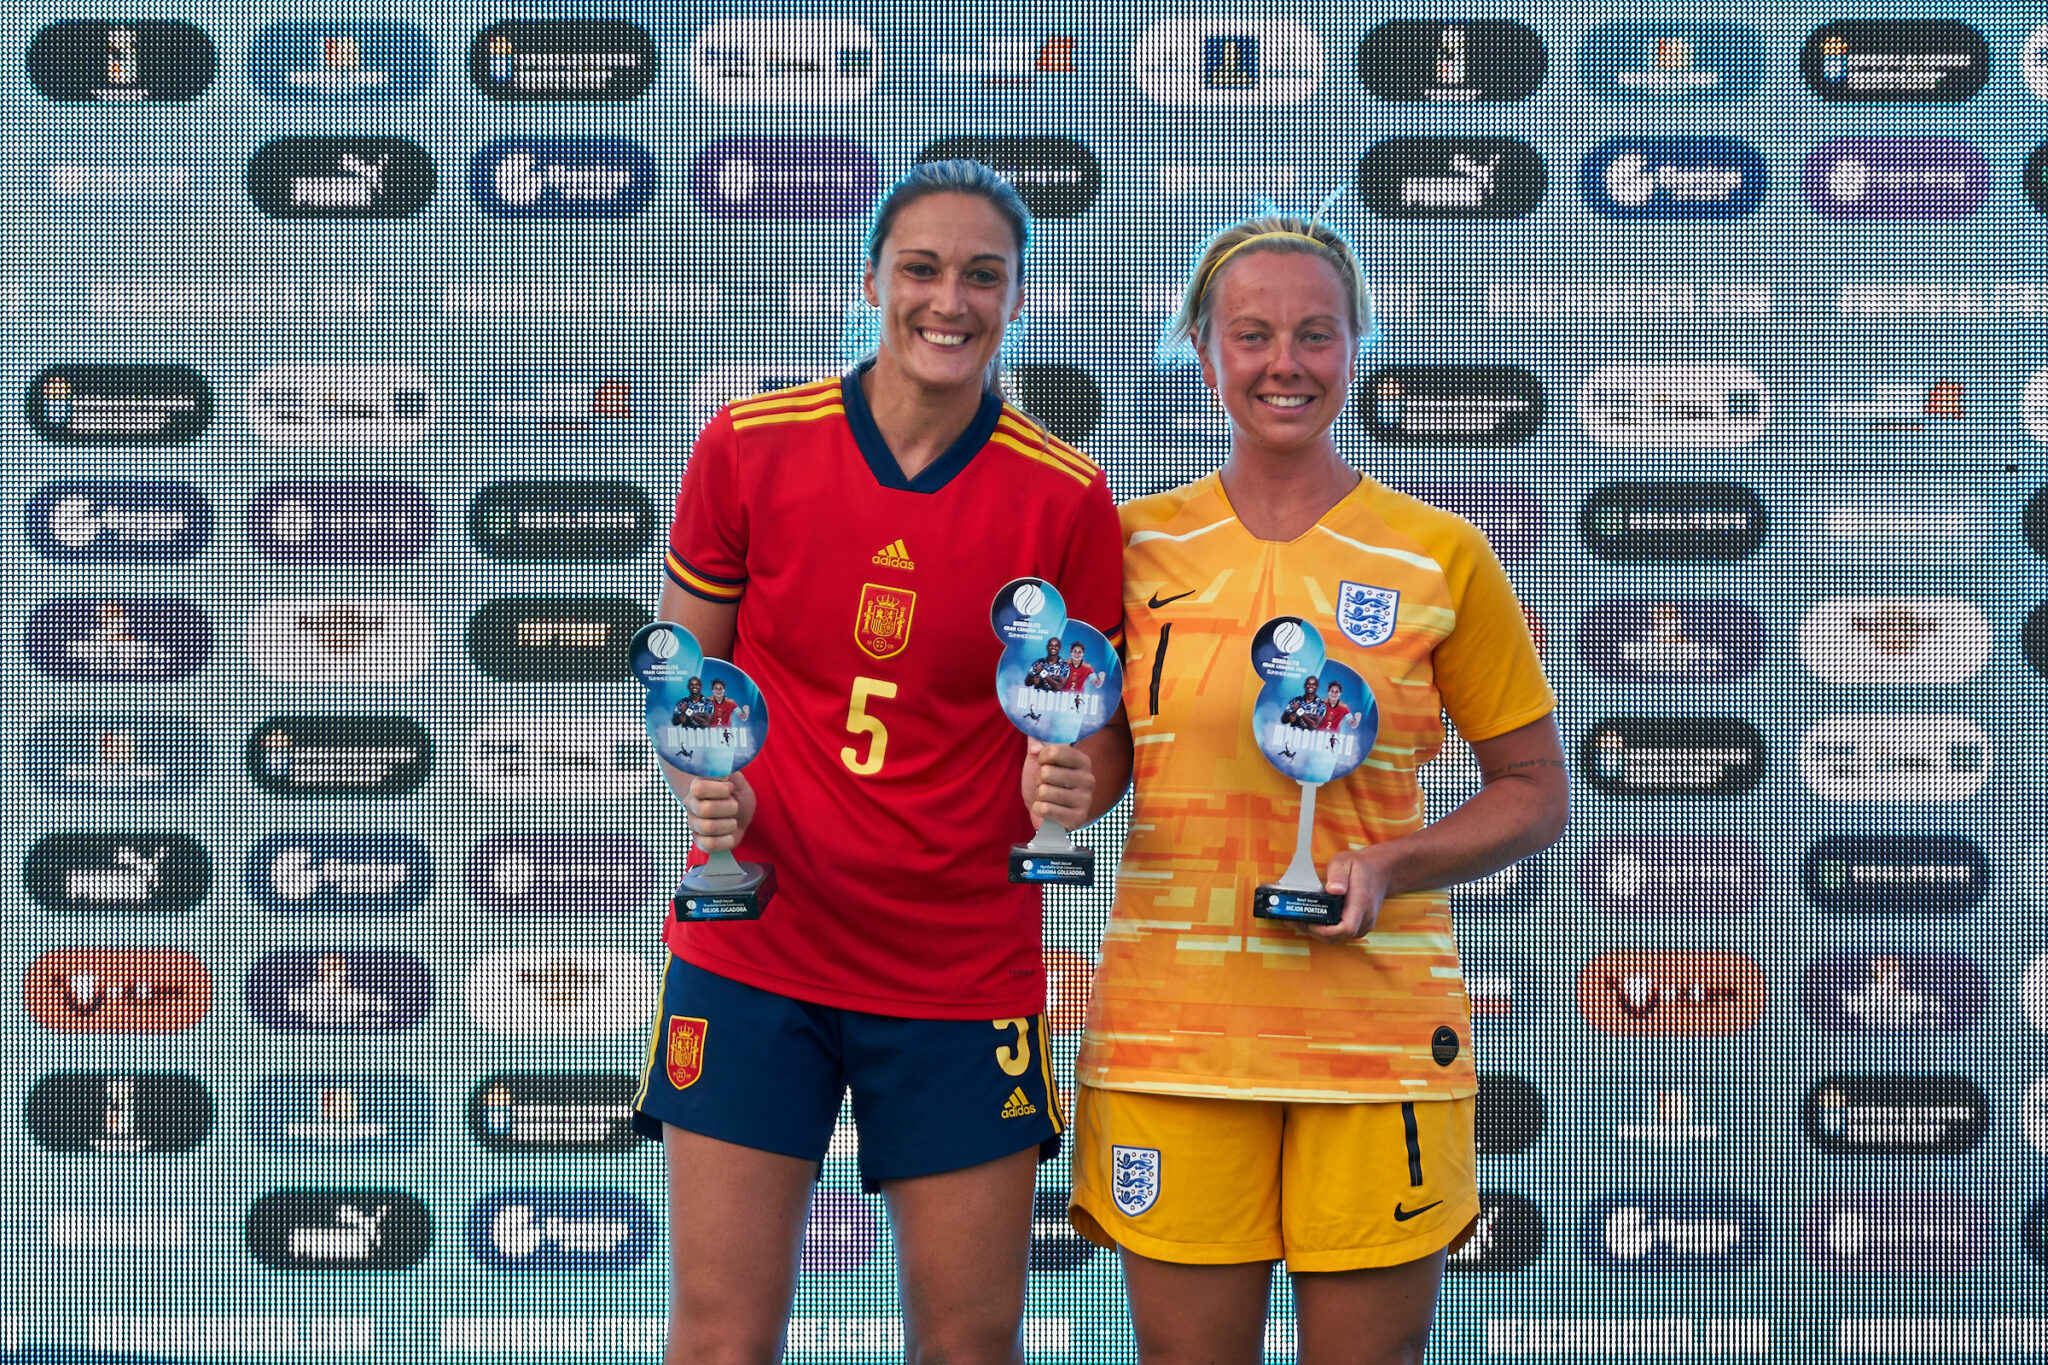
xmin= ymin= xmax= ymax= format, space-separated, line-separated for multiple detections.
xmin=1111 ymin=1145 xmax=1160 ymax=1216
xmin=1337 ymin=581 xmax=1400 ymax=647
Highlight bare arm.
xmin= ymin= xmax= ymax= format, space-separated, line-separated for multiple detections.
xmin=652 ymin=580 xmax=750 ymax=847
xmin=1311 ymin=712 xmax=1569 ymax=942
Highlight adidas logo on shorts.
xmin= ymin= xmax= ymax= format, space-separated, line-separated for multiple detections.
xmin=871 ymin=539 xmax=916 ymax=570
xmin=1000 ymin=1087 xmax=1038 ymax=1120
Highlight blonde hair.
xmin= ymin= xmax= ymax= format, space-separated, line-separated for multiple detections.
xmin=1167 ymin=214 xmax=1372 ymax=354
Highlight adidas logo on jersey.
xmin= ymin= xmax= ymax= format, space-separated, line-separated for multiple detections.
xmin=1000 ymin=1087 xmax=1038 ymax=1120
xmin=871 ymin=539 xmax=916 ymax=571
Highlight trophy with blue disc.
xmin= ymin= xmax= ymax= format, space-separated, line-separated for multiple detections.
xmin=628 ymin=621 xmax=776 ymax=921
xmin=1249 ymin=615 xmax=1377 ymax=924
xmin=991 ymin=577 xmax=1122 ymax=886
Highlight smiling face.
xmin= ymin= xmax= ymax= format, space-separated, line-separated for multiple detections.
xmin=864 ymin=191 xmax=1023 ymax=397
xmin=1197 ymin=249 xmax=1357 ymax=461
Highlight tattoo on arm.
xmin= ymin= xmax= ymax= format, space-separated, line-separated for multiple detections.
xmin=1480 ymin=757 xmax=1568 ymax=780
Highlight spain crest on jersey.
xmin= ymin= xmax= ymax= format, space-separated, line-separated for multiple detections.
xmin=1111 ymin=1145 xmax=1161 ymax=1216
xmin=855 ymin=583 xmax=916 ymax=660
xmin=666 ymin=1015 xmax=707 ymax=1091
xmin=1337 ymin=581 xmax=1400 ymax=648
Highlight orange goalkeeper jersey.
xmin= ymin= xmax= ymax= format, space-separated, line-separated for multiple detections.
xmin=1077 ymin=472 xmax=1555 ymax=1102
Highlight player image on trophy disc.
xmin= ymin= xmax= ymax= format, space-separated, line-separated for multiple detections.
xmin=993 ymin=577 xmax=1120 ymax=746
xmin=1251 ymin=615 xmax=1375 ymax=787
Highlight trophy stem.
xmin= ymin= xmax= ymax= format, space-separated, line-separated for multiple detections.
xmin=696 ymin=846 xmax=749 ymax=887
xmin=1276 ymin=782 xmax=1323 ymax=891
xmin=1023 ymin=816 xmax=1077 ymax=853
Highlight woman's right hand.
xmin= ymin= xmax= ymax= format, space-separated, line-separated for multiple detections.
xmin=685 ymin=772 xmax=756 ymax=850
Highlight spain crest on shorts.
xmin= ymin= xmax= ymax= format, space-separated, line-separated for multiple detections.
xmin=855 ymin=583 xmax=916 ymax=660
xmin=1111 ymin=1145 xmax=1160 ymax=1217
xmin=666 ymin=1015 xmax=707 ymax=1091
xmin=1337 ymin=581 xmax=1400 ymax=648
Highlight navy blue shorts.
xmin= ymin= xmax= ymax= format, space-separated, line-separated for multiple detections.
xmin=632 ymin=957 xmax=1063 ymax=1192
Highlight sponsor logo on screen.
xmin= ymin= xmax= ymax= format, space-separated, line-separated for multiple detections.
xmin=2030 ymin=488 xmax=2048 ymax=557
xmin=807 ymin=1191 xmax=884 ymax=1273
xmin=1385 ymin=481 xmax=1544 ymax=563
xmin=246 ymin=949 xmax=432 ymax=1033
xmin=246 ymin=367 xmax=437 ymax=444
xmin=1580 ymin=482 xmax=1765 ymax=562
xmin=1797 ymin=714 xmax=1989 ymax=803
xmin=1576 ymin=22 xmax=1764 ymax=101
xmin=1582 ymin=138 xmax=1765 ymax=218
xmin=2032 ymin=144 xmax=2048 ymax=215
xmin=931 ymin=32 xmax=1079 ymax=93
xmin=40 ymin=155 xmax=197 ymax=198
xmin=915 ymin=137 xmax=1099 ymax=219
xmin=245 ymin=834 xmax=432 ymax=916
xmin=1577 ymin=599 xmax=1762 ymax=684
xmin=469 ymin=1073 xmax=647 ymax=1153
xmin=1132 ymin=16 xmax=1321 ymax=105
xmin=25 ymin=364 xmax=211 ymax=446
xmin=1579 ymin=951 xmax=1767 ymax=1036
xmin=247 ymin=479 xmax=436 ymax=564
xmin=1450 ymin=854 xmax=1546 ymax=914
xmin=1357 ymin=21 xmax=1544 ymax=103
xmin=245 ymin=715 xmax=432 ymax=797
xmin=1824 ymin=378 xmax=1968 ymax=434
xmin=1804 ymin=1075 xmax=1987 ymax=1156
xmin=2028 ymin=603 xmax=2048 ymax=680
xmin=466 ymin=597 xmax=650 ymax=683
xmin=691 ymin=137 xmax=877 ymax=220
xmin=1804 ymin=137 xmax=1988 ymax=219
xmin=48 ymin=1210 xmax=191 ymax=1251
xmin=25 ymin=598 xmax=211 ymax=682
xmin=28 ymin=20 xmax=215 ymax=102
xmin=1358 ymin=138 xmax=1545 ymax=219
xmin=249 ymin=21 xmax=432 ymax=101
xmin=1802 ymin=835 xmax=1987 ymax=916
xmin=2027 ymin=26 xmax=2048 ymax=99
xmin=26 ymin=1072 xmax=213 ymax=1153
xmin=468 ymin=1190 xmax=654 ymax=1271
xmin=1579 ymin=366 xmax=1766 ymax=446
xmin=1800 ymin=492 xmax=1982 ymax=565
xmin=1582 ymin=1193 xmax=1767 ymax=1271
xmin=1802 ymin=21 xmax=1988 ymax=101
xmin=1361 ymin=366 xmax=1543 ymax=444
xmin=248 ymin=136 xmax=434 ymax=218
xmin=1475 ymin=1075 xmax=1545 ymax=1156
xmin=463 ymin=952 xmax=655 ymax=1035
xmin=471 ymin=20 xmax=656 ymax=101
xmin=247 ymin=1189 xmax=432 ymax=1270
xmin=472 ymin=137 xmax=656 ymax=218
xmin=25 ymin=480 xmax=211 ymax=561
xmin=484 ymin=378 xmax=637 ymax=434
xmin=27 ymin=948 xmax=212 ymax=1033
xmin=25 ymin=714 xmax=208 ymax=797
xmin=465 ymin=834 xmax=651 ymax=916
xmin=245 ymin=598 xmax=433 ymax=684
xmin=245 ymin=1077 xmax=432 ymax=1152
xmin=1156 ymin=161 xmax=1302 ymax=197
xmin=469 ymin=481 xmax=657 ymax=563
xmin=1447 ymin=1192 xmax=1544 ymax=1273
xmin=1611 ymin=1086 xmax=1722 ymax=1147
xmin=1581 ymin=837 xmax=1763 ymax=917
xmin=2025 ymin=371 xmax=2048 ymax=445
xmin=1003 ymin=365 xmax=1102 ymax=447
xmin=466 ymin=714 xmax=652 ymax=801
xmin=1802 ymin=951 xmax=1984 ymax=1034
xmin=1579 ymin=718 xmax=1766 ymax=798
xmin=689 ymin=18 xmax=877 ymax=104
xmin=25 ymin=832 xmax=209 ymax=915
xmin=1798 ymin=598 xmax=1988 ymax=684
xmin=1804 ymin=1191 xmax=1985 ymax=1273
xmin=1463 ymin=964 xmax=1523 ymax=1032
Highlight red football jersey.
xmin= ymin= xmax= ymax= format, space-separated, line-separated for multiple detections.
xmin=1066 ymin=661 xmax=1094 ymax=693
xmin=664 ymin=368 xmax=1124 ymax=1017
xmin=708 ymin=697 xmax=738 ymax=727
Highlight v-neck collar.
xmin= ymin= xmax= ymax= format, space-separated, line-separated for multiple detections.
xmin=840 ymin=359 xmax=1002 ymax=494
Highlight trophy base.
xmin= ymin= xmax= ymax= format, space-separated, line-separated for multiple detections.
xmin=1252 ymin=883 xmax=1345 ymax=925
xmin=1010 ymin=844 xmax=1094 ymax=886
xmin=672 ymin=862 xmax=777 ymax=922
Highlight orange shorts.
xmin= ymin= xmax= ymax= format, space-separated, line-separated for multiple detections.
xmin=1068 ymin=1082 xmax=1478 ymax=1273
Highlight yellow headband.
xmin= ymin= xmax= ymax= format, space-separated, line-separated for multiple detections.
xmin=1195 ymin=229 xmax=1331 ymax=305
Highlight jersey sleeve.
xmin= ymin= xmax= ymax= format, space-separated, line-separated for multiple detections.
xmin=1054 ymin=476 xmax=1126 ymax=653
xmin=1432 ymin=519 xmax=1556 ymax=744
xmin=664 ymin=406 xmax=748 ymax=604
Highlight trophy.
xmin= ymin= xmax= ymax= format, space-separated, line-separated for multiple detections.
xmin=628 ymin=621 xmax=776 ymax=921
xmin=1248 ymin=616 xmax=1377 ymax=925
xmin=991 ymin=577 xmax=1123 ymax=886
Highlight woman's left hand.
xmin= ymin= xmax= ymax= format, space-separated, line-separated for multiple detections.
xmin=1023 ymin=739 xmax=1094 ymax=829
xmin=1305 ymin=846 xmax=1394 ymax=943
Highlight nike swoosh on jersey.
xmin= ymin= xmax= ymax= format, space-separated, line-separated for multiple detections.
xmin=1147 ymin=589 xmax=1196 ymax=609
xmin=1393 ymin=1200 xmax=1444 ymax=1222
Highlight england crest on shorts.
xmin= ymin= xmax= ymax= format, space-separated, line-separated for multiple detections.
xmin=1337 ymin=581 xmax=1400 ymax=648
xmin=1111 ymin=1145 xmax=1160 ymax=1217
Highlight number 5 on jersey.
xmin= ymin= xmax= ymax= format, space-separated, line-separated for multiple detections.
xmin=841 ymin=677 xmax=897 ymax=775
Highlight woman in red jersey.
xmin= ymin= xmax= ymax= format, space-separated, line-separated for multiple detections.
xmin=633 ymin=160 xmax=1129 ymax=1365
xmin=1065 ymin=215 xmax=1568 ymax=1363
